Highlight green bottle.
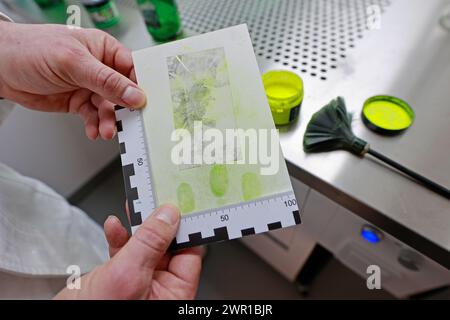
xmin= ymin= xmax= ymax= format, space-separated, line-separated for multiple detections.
xmin=33 ymin=0 xmax=67 ymax=24
xmin=136 ymin=0 xmax=182 ymax=42
xmin=34 ymin=0 xmax=64 ymax=8
xmin=82 ymin=0 xmax=121 ymax=29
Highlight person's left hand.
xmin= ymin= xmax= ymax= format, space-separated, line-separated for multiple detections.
xmin=54 ymin=205 xmax=202 ymax=300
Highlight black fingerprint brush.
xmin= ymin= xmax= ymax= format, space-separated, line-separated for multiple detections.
xmin=303 ymin=97 xmax=450 ymax=199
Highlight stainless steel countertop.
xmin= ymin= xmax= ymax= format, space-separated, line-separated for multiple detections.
xmin=117 ymin=0 xmax=450 ymax=268
xmin=273 ymin=0 xmax=450 ymax=267
xmin=5 ymin=0 xmax=450 ymax=267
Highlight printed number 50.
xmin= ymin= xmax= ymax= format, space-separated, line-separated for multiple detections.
xmin=220 ymin=214 xmax=229 ymax=222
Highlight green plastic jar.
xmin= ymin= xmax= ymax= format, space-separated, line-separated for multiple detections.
xmin=34 ymin=0 xmax=64 ymax=8
xmin=137 ymin=0 xmax=182 ymax=42
xmin=33 ymin=0 xmax=67 ymax=24
xmin=262 ymin=70 xmax=304 ymax=126
xmin=82 ymin=0 xmax=121 ymax=29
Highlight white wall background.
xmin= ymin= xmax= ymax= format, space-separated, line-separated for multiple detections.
xmin=0 ymin=106 xmax=118 ymax=197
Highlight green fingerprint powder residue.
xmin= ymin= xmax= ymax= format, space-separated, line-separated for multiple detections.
xmin=241 ymin=172 xmax=262 ymax=201
xmin=177 ymin=182 xmax=196 ymax=213
xmin=209 ymin=164 xmax=229 ymax=197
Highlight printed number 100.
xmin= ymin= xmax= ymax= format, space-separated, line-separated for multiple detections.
xmin=284 ymin=199 xmax=297 ymax=207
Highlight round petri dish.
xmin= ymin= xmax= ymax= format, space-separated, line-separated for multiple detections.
xmin=362 ymin=95 xmax=415 ymax=135
xmin=262 ymin=70 xmax=304 ymax=126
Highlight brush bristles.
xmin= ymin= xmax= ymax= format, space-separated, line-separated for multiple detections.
xmin=303 ymin=97 xmax=368 ymax=155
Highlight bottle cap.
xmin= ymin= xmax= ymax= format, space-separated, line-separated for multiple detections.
xmin=362 ymin=95 xmax=414 ymax=135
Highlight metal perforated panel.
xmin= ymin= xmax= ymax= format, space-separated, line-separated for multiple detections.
xmin=120 ymin=0 xmax=392 ymax=80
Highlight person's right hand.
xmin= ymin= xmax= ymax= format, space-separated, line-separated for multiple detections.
xmin=54 ymin=205 xmax=202 ymax=300
xmin=0 ymin=21 xmax=146 ymax=140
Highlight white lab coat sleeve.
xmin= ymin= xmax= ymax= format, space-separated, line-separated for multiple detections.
xmin=0 ymin=160 xmax=109 ymax=299
xmin=0 ymin=161 xmax=109 ymax=276
xmin=0 ymin=11 xmax=15 ymax=126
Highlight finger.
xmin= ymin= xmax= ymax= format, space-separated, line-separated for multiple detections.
xmin=156 ymin=253 xmax=172 ymax=271
xmin=125 ymin=200 xmax=131 ymax=224
xmin=104 ymin=215 xmax=130 ymax=258
xmin=82 ymin=29 xmax=134 ymax=80
xmin=167 ymin=247 xmax=203 ymax=285
xmin=68 ymin=89 xmax=99 ymax=139
xmin=123 ymin=199 xmax=170 ymax=270
xmin=78 ymin=101 xmax=99 ymax=140
xmin=102 ymin=34 xmax=137 ymax=82
xmin=107 ymin=39 xmax=134 ymax=80
xmin=0 ymin=89 xmax=71 ymax=113
xmin=91 ymin=93 xmax=117 ymax=140
xmin=128 ymin=66 xmax=137 ymax=83
xmin=114 ymin=204 xmax=180 ymax=271
xmin=152 ymin=248 xmax=202 ymax=299
xmin=71 ymin=55 xmax=146 ymax=109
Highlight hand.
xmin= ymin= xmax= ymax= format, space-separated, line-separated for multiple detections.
xmin=0 ymin=22 xmax=146 ymax=140
xmin=54 ymin=205 xmax=202 ymax=300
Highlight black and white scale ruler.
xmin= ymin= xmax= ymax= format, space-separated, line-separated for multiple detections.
xmin=115 ymin=106 xmax=301 ymax=250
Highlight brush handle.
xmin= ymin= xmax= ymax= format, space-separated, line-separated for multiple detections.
xmin=368 ymin=149 xmax=450 ymax=199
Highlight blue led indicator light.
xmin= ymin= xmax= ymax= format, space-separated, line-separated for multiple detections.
xmin=361 ymin=227 xmax=382 ymax=243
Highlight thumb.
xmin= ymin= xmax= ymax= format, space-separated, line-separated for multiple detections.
xmin=114 ymin=204 xmax=180 ymax=270
xmin=77 ymin=56 xmax=146 ymax=109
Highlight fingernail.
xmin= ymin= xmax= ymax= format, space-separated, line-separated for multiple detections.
xmin=121 ymin=86 xmax=146 ymax=108
xmin=154 ymin=205 xmax=179 ymax=225
xmin=106 ymin=215 xmax=119 ymax=224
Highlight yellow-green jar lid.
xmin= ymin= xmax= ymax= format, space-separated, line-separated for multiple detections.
xmin=262 ymin=70 xmax=304 ymax=125
xmin=362 ymin=95 xmax=414 ymax=135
